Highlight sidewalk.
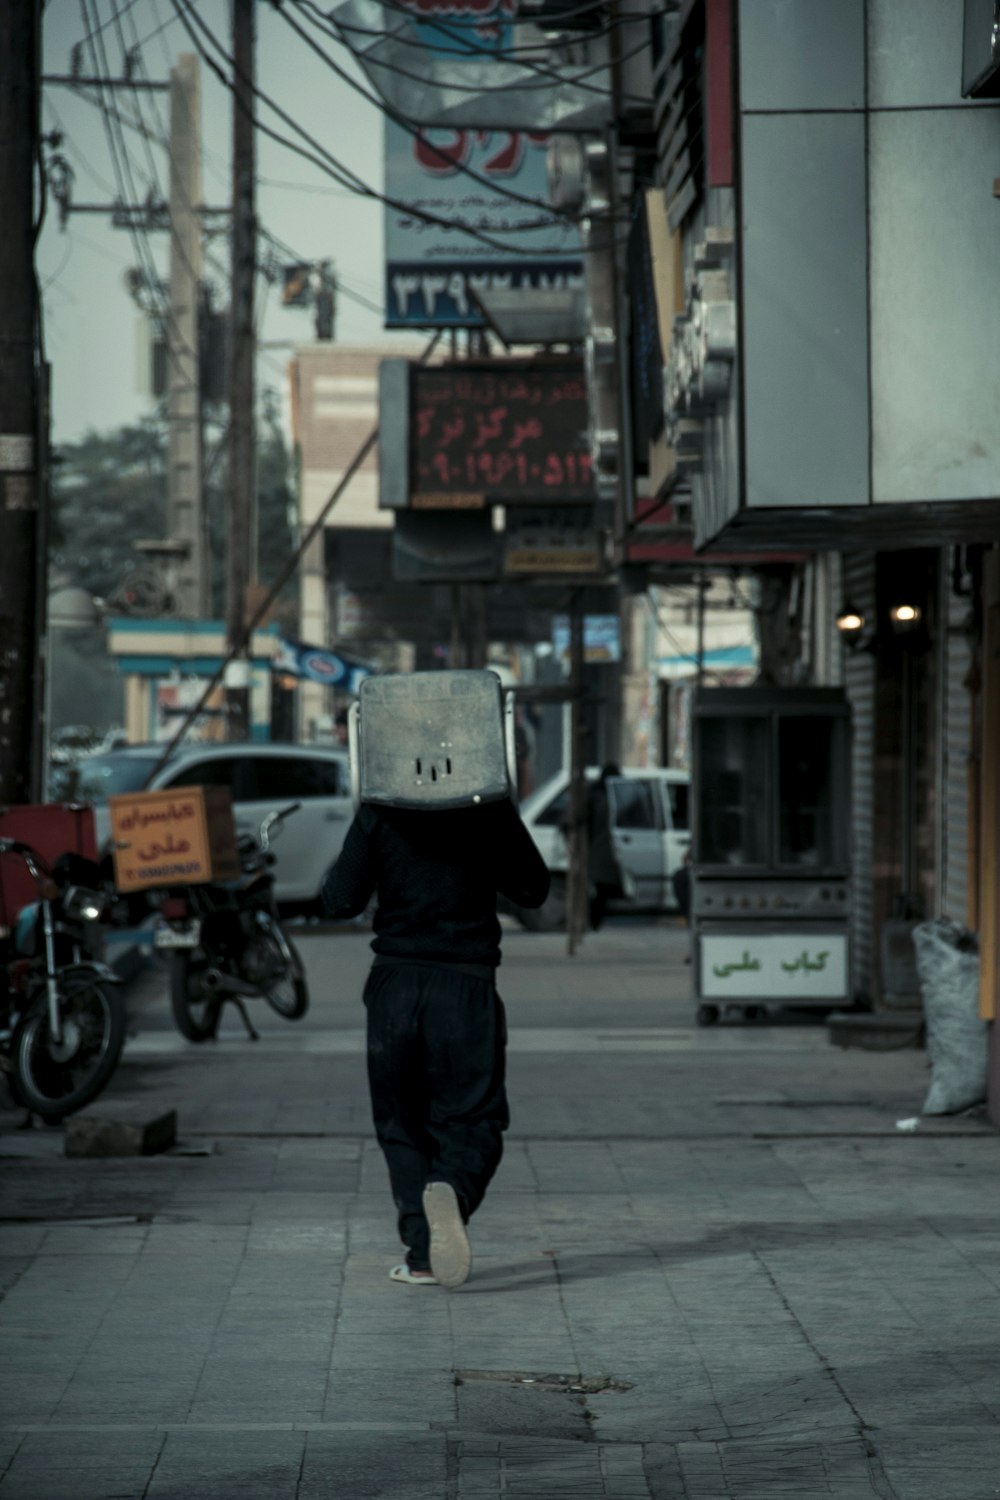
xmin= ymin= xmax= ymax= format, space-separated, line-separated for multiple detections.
xmin=0 ymin=919 xmax=998 ymax=1499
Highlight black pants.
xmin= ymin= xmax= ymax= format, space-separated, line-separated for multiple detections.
xmin=363 ymin=959 xmax=509 ymax=1271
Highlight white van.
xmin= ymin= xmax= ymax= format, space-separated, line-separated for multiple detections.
xmin=513 ymin=766 xmax=691 ymax=930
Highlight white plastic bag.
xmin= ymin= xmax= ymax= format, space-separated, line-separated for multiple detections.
xmin=911 ymin=920 xmax=986 ymax=1115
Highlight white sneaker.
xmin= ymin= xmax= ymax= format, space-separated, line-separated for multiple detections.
xmin=422 ymin=1181 xmax=471 ymax=1288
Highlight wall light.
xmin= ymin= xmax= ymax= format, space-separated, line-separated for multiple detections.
xmin=889 ymin=602 xmax=922 ymax=635
xmin=835 ymin=604 xmax=867 ymax=646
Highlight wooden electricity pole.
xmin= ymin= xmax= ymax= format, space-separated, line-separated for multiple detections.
xmin=0 ymin=0 xmax=42 ymax=803
xmin=225 ymin=0 xmax=257 ymax=739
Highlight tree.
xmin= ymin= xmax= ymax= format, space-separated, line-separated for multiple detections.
xmin=54 ymin=405 xmax=298 ymax=631
xmin=50 ymin=418 xmax=167 ymax=604
xmin=252 ymin=387 xmax=298 ymax=633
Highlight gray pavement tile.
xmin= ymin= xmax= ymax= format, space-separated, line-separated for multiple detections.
xmin=297 ymin=1431 xmax=447 ymax=1500
xmin=328 ymin=1333 xmax=456 ymax=1369
xmin=636 ymin=1442 xmax=686 ymax=1499
xmin=321 ymin=1370 xmax=456 ymax=1424
xmin=457 ymin=1381 xmax=591 ymax=1441
xmin=14 ymin=1431 xmax=164 ymax=1461
xmin=0 ymin=1472 xmax=153 ymax=1500
xmin=0 ymin=1435 xmax=23 ymax=1469
xmin=873 ymin=1425 xmax=1000 ymax=1500
xmin=147 ymin=1475 xmax=300 ymax=1500
xmin=0 ymin=1228 xmax=48 ymax=1255
xmin=0 ymin=1376 xmax=67 ymax=1421
xmin=2 ymin=929 xmax=998 ymax=1497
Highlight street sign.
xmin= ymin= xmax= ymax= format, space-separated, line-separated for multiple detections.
xmin=504 ymin=507 xmax=603 ymax=576
xmin=384 ymin=119 xmax=582 ymax=328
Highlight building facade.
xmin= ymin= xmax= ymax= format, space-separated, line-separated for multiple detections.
xmin=600 ymin=0 xmax=999 ymax=1116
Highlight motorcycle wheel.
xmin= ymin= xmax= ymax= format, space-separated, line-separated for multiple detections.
xmin=255 ymin=922 xmax=309 ymax=1020
xmin=169 ymin=951 xmax=223 ymax=1042
xmin=13 ymin=976 xmax=126 ymax=1122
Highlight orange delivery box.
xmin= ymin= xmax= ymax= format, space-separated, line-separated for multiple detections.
xmin=108 ymin=785 xmax=240 ymax=892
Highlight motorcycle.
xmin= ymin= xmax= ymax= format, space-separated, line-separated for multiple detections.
xmin=153 ymin=801 xmax=310 ymax=1042
xmin=0 ymin=839 xmax=126 ymax=1122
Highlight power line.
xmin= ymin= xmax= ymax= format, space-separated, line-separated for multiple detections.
xmin=110 ymin=0 xmax=163 ymax=194
xmin=78 ymin=0 xmax=191 ymax=361
xmin=170 ymin=0 xmax=592 ymax=259
xmin=181 ymin=0 xmax=631 ymax=258
xmin=257 ymin=222 xmax=386 ymax=317
xmin=277 ymin=1 xmax=590 ymax=220
xmin=77 ymin=0 xmax=145 ymax=48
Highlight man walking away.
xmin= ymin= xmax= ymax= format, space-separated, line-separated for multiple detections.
xmin=587 ymin=762 xmax=623 ymax=930
xmin=322 ymin=672 xmax=550 ymax=1288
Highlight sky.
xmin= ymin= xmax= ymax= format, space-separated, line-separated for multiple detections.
xmin=38 ymin=0 xmax=428 ymax=445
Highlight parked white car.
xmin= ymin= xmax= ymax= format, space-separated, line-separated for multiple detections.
xmin=71 ymin=742 xmax=353 ymax=914
xmin=513 ymin=765 xmax=691 ymax=930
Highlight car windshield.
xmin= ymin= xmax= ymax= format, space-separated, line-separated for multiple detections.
xmin=71 ymin=752 xmax=163 ymax=802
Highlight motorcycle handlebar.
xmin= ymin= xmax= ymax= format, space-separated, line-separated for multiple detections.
xmin=256 ymin=801 xmax=302 ymax=853
xmin=0 ymin=837 xmax=53 ymax=888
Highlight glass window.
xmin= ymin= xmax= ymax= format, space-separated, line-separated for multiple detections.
xmin=535 ymin=787 xmax=570 ymax=828
xmin=242 ymin=755 xmax=344 ymax=801
xmin=667 ymin=781 xmax=690 ymax=830
xmin=698 ymin=717 xmax=769 ymax=864
xmin=72 ymin=753 xmax=161 ymax=801
xmin=610 ymin=780 xmax=662 ymax=830
xmin=777 ymin=716 xmax=847 ymax=868
xmin=167 ymin=758 xmax=237 ymax=791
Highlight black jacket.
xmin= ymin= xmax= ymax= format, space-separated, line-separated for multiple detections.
xmin=321 ymin=797 xmax=550 ymax=968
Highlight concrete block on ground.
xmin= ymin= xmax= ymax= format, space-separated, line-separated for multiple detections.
xmin=827 ymin=1010 xmax=925 ymax=1050
xmin=65 ymin=1105 xmax=177 ymax=1157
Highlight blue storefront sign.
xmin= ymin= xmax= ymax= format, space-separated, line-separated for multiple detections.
xmin=273 ymin=636 xmax=371 ymax=695
xmin=384 ymin=119 xmax=583 ymax=328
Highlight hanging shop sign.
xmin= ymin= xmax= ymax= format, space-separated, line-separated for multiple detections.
xmin=379 ymin=359 xmax=595 ymax=508
xmin=384 ymin=119 xmax=583 ymax=327
xmin=332 ymin=0 xmax=612 ymax=132
xmin=272 ymin=636 xmax=372 ymax=695
xmin=503 ymin=506 xmax=603 ymax=576
xmin=552 ymin=614 xmax=621 ymax=663
xmin=392 ymin=509 xmax=500 ymax=583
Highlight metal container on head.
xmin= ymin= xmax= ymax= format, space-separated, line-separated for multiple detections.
xmin=348 ymin=670 xmax=517 ymax=810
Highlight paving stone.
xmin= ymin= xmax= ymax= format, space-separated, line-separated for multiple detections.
xmin=0 ymin=927 xmax=997 ymax=1499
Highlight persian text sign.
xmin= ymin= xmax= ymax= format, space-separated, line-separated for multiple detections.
xmin=385 ymin=119 xmax=582 ymax=327
xmin=108 ymin=787 xmax=239 ymax=891
xmin=395 ymin=0 xmax=517 ymax=53
xmin=699 ymin=933 xmax=849 ymax=1001
xmin=411 ymin=363 xmax=594 ymax=503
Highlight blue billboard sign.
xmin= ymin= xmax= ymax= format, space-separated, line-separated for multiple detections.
xmin=384 ymin=119 xmax=583 ymax=327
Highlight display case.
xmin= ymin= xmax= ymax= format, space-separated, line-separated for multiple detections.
xmin=692 ymin=687 xmax=851 ymax=1023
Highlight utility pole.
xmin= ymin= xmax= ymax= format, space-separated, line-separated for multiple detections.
xmin=0 ymin=0 xmax=42 ymax=804
xmin=566 ymin=595 xmax=589 ymax=955
xmin=166 ymin=54 xmax=207 ymax=618
xmin=225 ymin=0 xmax=257 ymax=739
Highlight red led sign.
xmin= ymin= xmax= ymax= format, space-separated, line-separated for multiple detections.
xmin=410 ymin=363 xmax=594 ymax=504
